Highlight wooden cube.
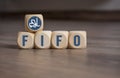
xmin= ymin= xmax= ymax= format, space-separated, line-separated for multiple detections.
xmin=17 ymin=32 xmax=34 ymax=49
xmin=25 ymin=14 xmax=43 ymax=32
xmin=52 ymin=31 xmax=68 ymax=49
xmin=35 ymin=31 xmax=52 ymax=49
xmin=69 ymin=31 xmax=87 ymax=49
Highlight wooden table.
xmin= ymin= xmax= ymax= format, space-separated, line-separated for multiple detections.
xmin=0 ymin=17 xmax=120 ymax=78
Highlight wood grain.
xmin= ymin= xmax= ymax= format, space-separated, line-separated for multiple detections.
xmin=0 ymin=17 xmax=120 ymax=78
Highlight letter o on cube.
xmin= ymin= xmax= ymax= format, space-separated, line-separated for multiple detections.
xmin=69 ymin=31 xmax=87 ymax=48
xmin=52 ymin=31 xmax=68 ymax=49
xmin=17 ymin=32 xmax=34 ymax=49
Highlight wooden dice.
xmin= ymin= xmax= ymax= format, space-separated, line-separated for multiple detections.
xmin=35 ymin=31 xmax=52 ymax=49
xmin=52 ymin=31 xmax=68 ymax=49
xmin=25 ymin=14 xmax=43 ymax=32
xmin=69 ymin=31 xmax=87 ymax=49
xmin=17 ymin=32 xmax=34 ymax=49
xmin=17 ymin=14 xmax=87 ymax=49
xmin=17 ymin=31 xmax=87 ymax=49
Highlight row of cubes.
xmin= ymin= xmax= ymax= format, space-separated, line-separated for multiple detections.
xmin=17 ymin=31 xmax=87 ymax=49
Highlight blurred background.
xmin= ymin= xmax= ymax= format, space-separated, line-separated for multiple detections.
xmin=1 ymin=0 xmax=120 ymax=20
xmin=0 ymin=1 xmax=120 ymax=78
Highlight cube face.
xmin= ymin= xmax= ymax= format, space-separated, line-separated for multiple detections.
xmin=17 ymin=14 xmax=87 ymax=49
xmin=52 ymin=31 xmax=68 ymax=49
xmin=35 ymin=31 xmax=52 ymax=49
xmin=17 ymin=32 xmax=34 ymax=49
xmin=25 ymin=14 xmax=43 ymax=32
xmin=69 ymin=31 xmax=87 ymax=48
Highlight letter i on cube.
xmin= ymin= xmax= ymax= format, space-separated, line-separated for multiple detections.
xmin=17 ymin=14 xmax=87 ymax=49
xmin=35 ymin=31 xmax=52 ymax=49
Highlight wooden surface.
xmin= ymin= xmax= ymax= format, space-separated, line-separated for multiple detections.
xmin=0 ymin=17 xmax=120 ymax=78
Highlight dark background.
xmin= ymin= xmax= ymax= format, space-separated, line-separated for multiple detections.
xmin=1 ymin=0 xmax=120 ymax=20
xmin=1 ymin=0 xmax=120 ymax=12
